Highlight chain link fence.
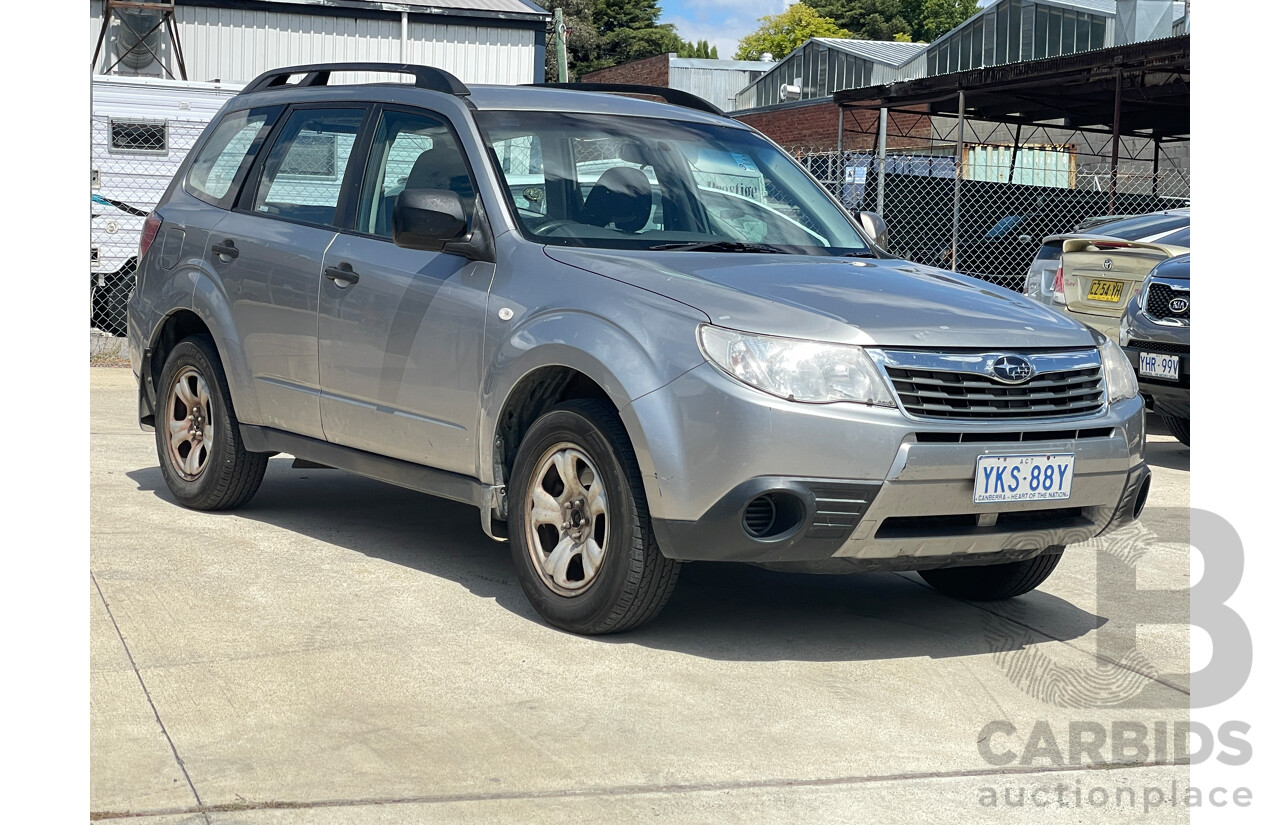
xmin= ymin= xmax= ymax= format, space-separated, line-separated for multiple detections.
xmin=92 ymin=116 xmax=207 ymax=337
xmin=795 ymin=141 xmax=1190 ymax=292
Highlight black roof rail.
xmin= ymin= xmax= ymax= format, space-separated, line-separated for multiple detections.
xmin=241 ymin=62 xmax=470 ymax=97
xmin=534 ymin=83 xmax=725 ymax=117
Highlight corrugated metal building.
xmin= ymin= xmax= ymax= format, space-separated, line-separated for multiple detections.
xmin=580 ymin=54 xmax=773 ymax=113
xmin=734 ymin=39 xmax=926 ymax=111
xmin=668 ymin=58 xmax=775 ymax=113
xmin=735 ymin=1 xmax=1186 ymax=115
xmin=90 ymin=0 xmax=550 ymax=86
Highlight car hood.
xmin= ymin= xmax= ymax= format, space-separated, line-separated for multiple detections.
xmin=544 ymin=247 xmax=1096 ymax=349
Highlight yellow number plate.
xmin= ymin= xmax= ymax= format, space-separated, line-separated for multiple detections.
xmin=1087 ymin=278 xmax=1124 ymax=302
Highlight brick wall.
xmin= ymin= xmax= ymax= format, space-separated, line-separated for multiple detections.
xmin=580 ymin=54 xmax=670 ymax=87
xmin=734 ymin=100 xmax=932 ymax=153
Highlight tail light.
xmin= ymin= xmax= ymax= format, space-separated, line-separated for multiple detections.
xmin=139 ymin=212 xmax=162 ymax=259
xmin=1052 ymin=264 xmax=1065 ymax=305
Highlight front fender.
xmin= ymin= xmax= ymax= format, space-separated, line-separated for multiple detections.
xmin=478 ymin=296 xmax=707 ymax=490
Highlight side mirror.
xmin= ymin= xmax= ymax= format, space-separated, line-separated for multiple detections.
xmin=1017 ymin=234 xmax=1033 ymax=244
xmin=393 ymin=188 xmax=468 ymax=251
xmin=855 ymin=210 xmax=889 ymax=249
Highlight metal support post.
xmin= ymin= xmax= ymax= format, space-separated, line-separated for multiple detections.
xmin=952 ymin=90 xmax=966 ymax=270
xmin=877 ymin=107 xmax=887 ymax=214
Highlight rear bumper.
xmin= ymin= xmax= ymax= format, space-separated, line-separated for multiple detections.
xmin=1063 ymin=307 xmax=1122 ymax=341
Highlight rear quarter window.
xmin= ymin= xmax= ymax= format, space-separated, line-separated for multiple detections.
xmin=186 ymin=106 xmax=281 ymax=209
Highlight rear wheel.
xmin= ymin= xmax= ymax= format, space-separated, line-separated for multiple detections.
xmin=918 ymin=549 xmax=1064 ymax=601
xmin=1162 ymin=415 xmax=1190 ymax=446
xmin=155 ymin=334 xmax=268 ymax=510
xmin=508 ymin=399 xmax=680 ymax=634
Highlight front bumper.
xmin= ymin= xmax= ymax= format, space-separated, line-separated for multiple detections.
xmin=1123 ymin=344 xmax=1190 ymax=419
xmin=1120 ymin=301 xmax=1190 ymax=420
xmin=635 ymin=363 xmax=1148 ymax=570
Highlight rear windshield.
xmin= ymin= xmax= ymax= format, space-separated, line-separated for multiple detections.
xmin=1088 ymin=212 xmax=1189 ymax=241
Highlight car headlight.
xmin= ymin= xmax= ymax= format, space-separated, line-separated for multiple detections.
xmin=1094 ymin=331 xmax=1138 ymax=402
xmin=697 ymin=325 xmax=896 ymax=406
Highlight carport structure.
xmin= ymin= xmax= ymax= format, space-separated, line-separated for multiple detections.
xmin=833 ymin=34 xmax=1189 ymax=279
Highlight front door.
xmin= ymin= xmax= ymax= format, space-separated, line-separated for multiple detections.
xmin=317 ymin=107 xmax=493 ymax=476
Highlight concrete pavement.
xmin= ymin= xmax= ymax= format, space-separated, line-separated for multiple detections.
xmin=91 ymin=366 xmax=1194 ymax=823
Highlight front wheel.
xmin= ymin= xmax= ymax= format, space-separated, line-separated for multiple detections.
xmin=155 ymin=335 xmax=268 ymax=511
xmin=918 ymin=549 xmax=1064 ymax=601
xmin=508 ymin=399 xmax=680 ymax=634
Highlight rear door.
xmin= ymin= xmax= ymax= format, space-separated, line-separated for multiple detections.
xmin=212 ymin=104 xmax=370 ymax=438
xmin=316 ymin=105 xmax=494 ymax=476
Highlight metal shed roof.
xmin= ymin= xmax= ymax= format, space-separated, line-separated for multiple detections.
xmin=813 ymin=39 xmax=928 ymax=66
xmin=184 ymin=0 xmax=549 ymax=21
xmin=833 ymin=34 xmax=1189 ymax=140
xmin=668 ymin=57 xmax=775 ymax=71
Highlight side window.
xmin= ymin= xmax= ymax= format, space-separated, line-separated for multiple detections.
xmin=186 ymin=107 xmax=280 ymax=208
xmin=356 ymin=109 xmax=476 ymax=239
xmin=252 ymin=108 xmax=365 ymax=228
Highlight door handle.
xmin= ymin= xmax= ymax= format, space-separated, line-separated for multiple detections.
xmin=324 ymin=262 xmax=360 ymax=286
xmin=211 ymin=239 xmax=239 ymax=259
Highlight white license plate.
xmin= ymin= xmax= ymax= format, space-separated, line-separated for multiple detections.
xmin=974 ymin=454 xmax=1075 ymax=503
xmin=1139 ymin=352 xmax=1180 ymax=381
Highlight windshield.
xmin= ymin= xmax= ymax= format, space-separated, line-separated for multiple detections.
xmin=474 ymin=111 xmax=872 ymax=255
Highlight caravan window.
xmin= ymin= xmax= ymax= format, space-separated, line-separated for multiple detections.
xmin=110 ymin=120 xmax=168 ymax=154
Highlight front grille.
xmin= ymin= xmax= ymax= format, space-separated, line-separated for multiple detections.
xmin=915 ymin=427 xmax=1113 ymax=444
xmin=1145 ymin=282 xmax=1190 ymax=321
xmin=877 ymin=508 xmax=1088 ymax=539
xmin=884 ymin=364 xmax=1105 ymax=420
xmin=1128 ymin=340 xmax=1189 ymax=355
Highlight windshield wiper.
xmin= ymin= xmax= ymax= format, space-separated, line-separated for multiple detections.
xmin=649 ymin=240 xmax=788 ymax=254
xmin=840 ymin=250 xmax=879 ymax=258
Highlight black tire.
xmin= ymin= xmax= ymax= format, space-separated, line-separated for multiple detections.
xmin=155 ymin=334 xmax=268 ymax=511
xmin=508 ymin=399 xmax=680 ymax=634
xmin=1162 ymin=415 xmax=1190 ymax=447
xmin=918 ymin=549 xmax=1064 ymax=601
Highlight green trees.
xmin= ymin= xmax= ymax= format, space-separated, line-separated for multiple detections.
xmin=807 ymin=0 xmax=980 ymax=43
xmin=733 ymin=4 xmax=852 ymax=61
xmin=535 ymin=0 xmax=600 ymax=82
xmin=537 ymin=1 xmax=719 ymax=79
xmin=589 ymin=0 xmax=681 ymax=72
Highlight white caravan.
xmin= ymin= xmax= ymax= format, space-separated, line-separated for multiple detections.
xmin=91 ymin=75 xmax=241 ymax=335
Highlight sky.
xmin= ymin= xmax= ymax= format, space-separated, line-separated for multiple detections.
xmin=658 ymin=0 xmax=793 ymax=59
xmin=658 ymin=0 xmax=999 ymax=60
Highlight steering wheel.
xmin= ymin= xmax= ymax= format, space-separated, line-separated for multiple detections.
xmin=532 ymin=219 xmax=579 ymax=236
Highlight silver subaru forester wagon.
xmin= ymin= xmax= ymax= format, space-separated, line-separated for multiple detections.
xmin=129 ymin=63 xmax=1150 ymax=634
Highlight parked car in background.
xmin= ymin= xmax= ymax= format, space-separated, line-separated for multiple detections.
xmin=1120 ymin=254 xmax=1191 ymax=446
xmin=1051 ymin=224 xmax=1190 ymax=341
xmin=1023 ymin=209 xmax=1191 ymax=306
xmin=935 ymin=213 xmax=1062 ymax=289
